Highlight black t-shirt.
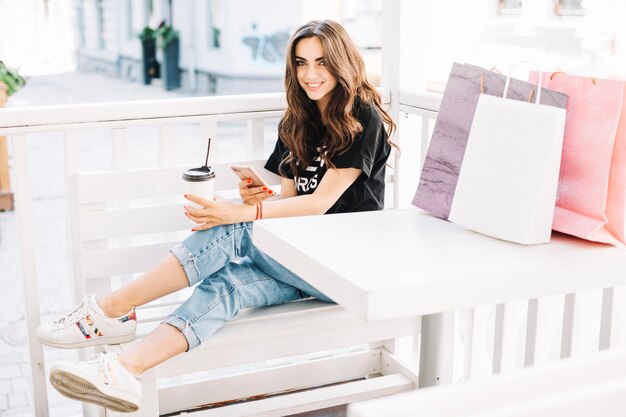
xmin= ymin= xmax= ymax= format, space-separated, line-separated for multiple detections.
xmin=264 ymin=103 xmax=391 ymax=214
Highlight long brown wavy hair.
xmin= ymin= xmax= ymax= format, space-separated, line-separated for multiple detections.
xmin=278 ymin=20 xmax=396 ymax=175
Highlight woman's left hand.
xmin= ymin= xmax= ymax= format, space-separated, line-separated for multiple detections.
xmin=184 ymin=194 xmax=244 ymax=231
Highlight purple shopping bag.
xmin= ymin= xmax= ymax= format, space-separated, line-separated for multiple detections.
xmin=412 ymin=63 xmax=568 ymax=219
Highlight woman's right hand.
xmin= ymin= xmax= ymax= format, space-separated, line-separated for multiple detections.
xmin=239 ymin=178 xmax=273 ymax=205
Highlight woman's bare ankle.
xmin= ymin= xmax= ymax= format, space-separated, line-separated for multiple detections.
xmin=117 ymin=354 xmax=143 ymax=377
xmin=97 ymin=295 xmax=134 ymax=318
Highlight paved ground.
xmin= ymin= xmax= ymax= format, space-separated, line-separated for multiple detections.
xmin=0 ymin=72 xmax=346 ymax=417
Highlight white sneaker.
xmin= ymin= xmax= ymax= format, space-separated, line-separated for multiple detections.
xmin=50 ymin=353 xmax=142 ymax=413
xmin=37 ymin=294 xmax=136 ymax=348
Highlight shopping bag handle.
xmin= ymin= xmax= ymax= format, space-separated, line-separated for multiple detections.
xmin=479 ymin=66 xmax=504 ymax=93
xmin=503 ymin=61 xmax=542 ymax=104
xmin=551 ymin=70 xmax=598 ymax=86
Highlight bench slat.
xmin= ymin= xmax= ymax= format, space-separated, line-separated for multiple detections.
xmin=77 ymin=161 xmax=280 ymax=204
xmin=81 ymin=204 xmax=190 ymax=241
xmin=157 ymin=350 xmax=381 ymax=414
xmin=83 ymin=241 xmax=176 ymax=279
xmin=137 ymin=300 xmax=348 ymax=337
xmin=180 ymin=374 xmax=413 ymax=417
xmin=136 ymin=298 xmax=334 ymax=326
xmin=157 ymin=310 xmax=421 ymax=377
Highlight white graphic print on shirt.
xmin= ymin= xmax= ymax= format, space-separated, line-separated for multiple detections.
xmin=295 ymin=149 xmax=326 ymax=194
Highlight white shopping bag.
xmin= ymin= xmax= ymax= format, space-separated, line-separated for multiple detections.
xmin=448 ymin=71 xmax=567 ymax=244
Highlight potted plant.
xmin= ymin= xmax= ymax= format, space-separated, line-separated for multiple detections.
xmin=0 ymin=61 xmax=25 ymax=211
xmin=139 ymin=26 xmax=160 ymax=85
xmin=156 ymin=21 xmax=181 ymax=90
xmin=0 ymin=61 xmax=26 ymax=97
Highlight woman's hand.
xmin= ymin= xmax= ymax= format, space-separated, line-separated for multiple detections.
xmin=184 ymin=194 xmax=252 ymax=231
xmin=238 ymin=178 xmax=274 ymax=205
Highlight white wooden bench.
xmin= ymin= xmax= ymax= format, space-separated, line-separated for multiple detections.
xmin=0 ymin=90 xmax=423 ymax=416
xmin=348 ymin=347 xmax=626 ymax=417
xmin=75 ymin=158 xmax=418 ymax=416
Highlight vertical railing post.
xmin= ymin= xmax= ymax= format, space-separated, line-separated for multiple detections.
xmin=561 ymin=293 xmax=576 ymax=359
xmin=524 ymin=298 xmax=539 ymax=367
xmin=599 ymin=287 xmax=614 ymax=350
xmin=12 ymin=133 xmax=50 ymax=417
xmin=492 ymin=304 xmax=505 ymax=375
xmin=381 ymin=0 xmax=401 ymax=208
xmin=64 ymin=130 xmax=82 ymax=304
xmin=419 ymin=115 xmax=430 ymax=168
xmin=247 ymin=118 xmax=265 ymax=160
xmin=159 ymin=125 xmax=176 ymax=167
xmin=460 ymin=308 xmax=475 ymax=381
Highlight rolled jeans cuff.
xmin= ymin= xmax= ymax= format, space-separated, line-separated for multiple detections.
xmin=170 ymin=242 xmax=198 ymax=287
xmin=164 ymin=314 xmax=202 ymax=351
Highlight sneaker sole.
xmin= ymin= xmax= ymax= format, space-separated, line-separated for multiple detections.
xmin=38 ymin=333 xmax=136 ymax=349
xmin=50 ymin=368 xmax=140 ymax=413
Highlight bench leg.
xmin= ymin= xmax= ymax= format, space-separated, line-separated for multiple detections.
xmin=128 ymin=368 xmax=159 ymax=417
xmin=419 ymin=312 xmax=455 ymax=388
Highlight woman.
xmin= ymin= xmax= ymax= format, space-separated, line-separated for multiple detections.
xmin=38 ymin=19 xmax=396 ymax=412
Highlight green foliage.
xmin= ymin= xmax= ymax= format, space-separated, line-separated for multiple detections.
xmin=156 ymin=24 xmax=179 ymax=49
xmin=0 ymin=61 xmax=26 ymax=96
xmin=138 ymin=26 xmax=156 ymax=42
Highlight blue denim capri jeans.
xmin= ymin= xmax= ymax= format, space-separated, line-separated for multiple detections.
xmin=165 ymin=221 xmax=332 ymax=351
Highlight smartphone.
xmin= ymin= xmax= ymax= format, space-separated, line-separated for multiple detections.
xmin=231 ymin=165 xmax=270 ymax=188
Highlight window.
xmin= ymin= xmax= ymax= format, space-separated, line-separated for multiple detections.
xmin=498 ymin=0 xmax=522 ymax=15
xmin=555 ymin=0 xmax=586 ymax=16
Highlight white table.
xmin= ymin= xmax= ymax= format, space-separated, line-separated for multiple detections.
xmin=253 ymin=208 xmax=626 ymax=386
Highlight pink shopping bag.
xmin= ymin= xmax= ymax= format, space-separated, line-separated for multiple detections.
xmin=529 ymin=72 xmax=626 ymax=247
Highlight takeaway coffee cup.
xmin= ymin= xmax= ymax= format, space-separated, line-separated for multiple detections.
xmin=183 ymin=138 xmax=215 ymax=209
xmin=183 ymin=165 xmax=215 ymax=208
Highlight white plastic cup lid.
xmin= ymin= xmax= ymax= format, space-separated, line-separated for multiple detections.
xmin=182 ymin=166 xmax=215 ymax=182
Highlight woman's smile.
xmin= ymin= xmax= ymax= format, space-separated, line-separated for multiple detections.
xmin=305 ymin=81 xmax=323 ymax=91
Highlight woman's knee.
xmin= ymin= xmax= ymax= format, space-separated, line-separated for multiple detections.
xmin=170 ymin=223 xmax=254 ymax=287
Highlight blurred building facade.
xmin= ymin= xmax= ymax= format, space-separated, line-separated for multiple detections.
xmin=3 ymin=0 xmax=622 ymax=95
xmin=74 ymin=0 xmax=350 ymax=94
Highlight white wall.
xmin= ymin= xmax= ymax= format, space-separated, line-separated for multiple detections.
xmin=399 ymin=0 xmax=626 ymax=93
xmin=0 ymin=0 xmax=76 ymax=75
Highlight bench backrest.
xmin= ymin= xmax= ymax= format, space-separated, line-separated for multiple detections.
xmin=73 ymin=160 xmax=283 ymax=330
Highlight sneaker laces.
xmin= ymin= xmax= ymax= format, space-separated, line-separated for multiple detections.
xmin=96 ymin=352 xmax=116 ymax=371
xmin=88 ymin=352 xmax=140 ymax=383
xmin=82 ymin=352 xmax=118 ymax=384
xmin=54 ymin=300 xmax=92 ymax=328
